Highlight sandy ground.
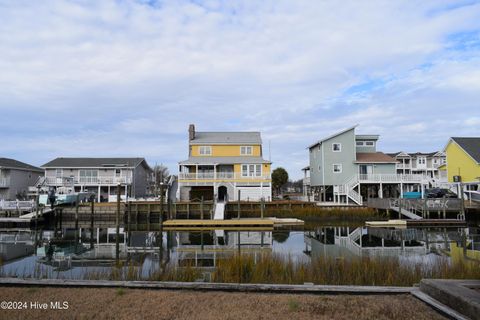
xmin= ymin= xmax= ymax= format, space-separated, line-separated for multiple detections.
xmin=0 ymin=287 xmax=446 ymax=320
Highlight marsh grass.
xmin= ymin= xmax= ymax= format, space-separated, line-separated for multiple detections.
xmin=211 ymin=253 xmax=480 ymax=287
xmin=235 ymin=206 xmax=384 ymax=222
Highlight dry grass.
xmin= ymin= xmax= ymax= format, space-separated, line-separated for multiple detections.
xmin=212 ymin=253 xmax=480 ymax=286
xmin=235 ymin=206 xmax=384 ymax=222
xmin=0 ymin=287 xmax=446 ymax=320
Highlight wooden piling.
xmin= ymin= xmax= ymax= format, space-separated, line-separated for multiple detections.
xmin=237 ymin=190 xmax=241 ymax=219
xmin=75 ymin=194 xmax=79 ymax=249
xmin=90 ymin=199 xmax=94 ymax=249
xmin=200 ymin=196 xmax=204 ymax=220
xmin=116 ymin=184 xmax=121 ymax=264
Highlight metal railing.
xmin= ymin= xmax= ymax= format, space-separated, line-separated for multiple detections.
xmin=357 ymin=173 xmax=427 ymax=183
xmin=178 ymin=173 xmax=271 ymax=181
xmin=44 ymin=176 xmax=132 ymax=185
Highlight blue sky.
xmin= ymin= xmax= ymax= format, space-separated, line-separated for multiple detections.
xmin=1 ymin=0 xmax=479 ymax=179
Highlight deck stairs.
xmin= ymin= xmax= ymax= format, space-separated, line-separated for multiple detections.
xmin=389 ymin=199 xmax=422 ymax=220
xmin=343 ymin=176 xmax=362 ymax=205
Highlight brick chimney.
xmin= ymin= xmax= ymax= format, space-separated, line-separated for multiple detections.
xmin=188 ymin=124 xmax=195 ymax=140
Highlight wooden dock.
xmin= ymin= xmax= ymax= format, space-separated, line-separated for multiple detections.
xmin=162 ymin=218 xmax=304 ymax=230
xmin=366 ymin=219 xmax=467 ymax=228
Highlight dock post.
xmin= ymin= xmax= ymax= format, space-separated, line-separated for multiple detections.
xmin=167 ymin=198 xmax=171 ymax=221
xmin=116 ymin=183 xmax=121 ymax=264
xmin=90 ymin=197 xmax=94 ymax=249
xmin=200 ymin=196 xmax=204 ymax=220
xmin=237 ymin=190 xmax=241 ymax=219
xmin=260 ymin=197 xmax=264 ymax=219
xmin=34 ymin=187 xmax=39 ymax=233
xmin=75 ymin=194 xmax=79 ymax=251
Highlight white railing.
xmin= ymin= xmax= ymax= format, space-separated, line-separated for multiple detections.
xmin=0 ymin=178 xmax=10 ymax=188
xmin=44 ymin=176 xmax=133 ymax=185
xmin=358 ymin=173 xmax=427 ymax=183
xmin=178 ymin=173 xmax=271 ymax=181
xmin=0 ymin=200 xmax=35 ymax=211
xmin=396 ymin=163 xmax=412 ymax=169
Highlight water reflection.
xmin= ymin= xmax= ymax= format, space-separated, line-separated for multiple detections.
xmin=0 ymin=222 xmax=479 ymax=279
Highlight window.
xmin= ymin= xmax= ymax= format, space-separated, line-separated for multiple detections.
xmin=241 ymin=164 xmax=262 ymax=177
xmin=417 ymin=157 xmax=426 ymax=165
xmin=79 ymin=170 xmax=98 ymax=182
xmin=332 ymin=143 xmax=342 ymax=152
xmin=356 ymin=141 xmax=364 ymax=146
xmin=55 ymin=169 xmax=63 ymax=178
xmin=333 ymin=164 xmax=342 ymax=173
xmin=115 ymin=169 xmax=121 ymax=177
xmin=365 ymin=141 xmax=375 ymax=146
xmin=318 ymin=165 xmax=321 ymax=172
xmin=240 ymin=146 xmax=253 ymax=155
xmin=199 ymin=146 xmax=212 ymax=155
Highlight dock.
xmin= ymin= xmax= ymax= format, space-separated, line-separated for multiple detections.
xmin=366 ymin=219 xmax=467 ymax=228
xmin=162 ymin=218 xmax=303 ymax=230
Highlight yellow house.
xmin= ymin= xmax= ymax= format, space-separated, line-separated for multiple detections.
xmin=177 ymin=124 xmax=272 ymax=201
xmin=444 ymin=137 xmax=480 ymax=183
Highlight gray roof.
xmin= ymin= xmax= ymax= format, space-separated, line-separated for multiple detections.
xmin=308 ymin=125 xmax=358 ymax=149
xmin=0 ymin=158 xmax=43 ymax=172
xmin=42 ymin=157 xmax=150 ymax=169
xmin=451 ymin=137 xmax=480 ymax=163
xmin=179 ymin=156 xmax=271 ymax=165
xmin=191 ymin=132 xmax=262 ymax=145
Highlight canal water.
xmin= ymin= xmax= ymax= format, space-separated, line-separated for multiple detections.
xmin=0 ymin=220 xmax=479 ymax=280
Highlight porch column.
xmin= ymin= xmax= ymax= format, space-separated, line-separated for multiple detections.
xmin=214 ymin=164 xmax=217 ymax=180
xmin=96 ymin=228 xmax=100 ymax=245
xmin=108 ymin=185 xmax=110 ymax=198
xmin=379 ymin=182 xmax=383 ymax=199
xmin=97 ymin=185 xmax=101 ymax=202
xmin=125 ymin=185 xmax=128 ymax=199
xmin=400 ymin=182 xmax=403 ymax=198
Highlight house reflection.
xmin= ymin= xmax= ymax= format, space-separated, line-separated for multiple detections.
xmin=304 ymin=226 xmax=475 ymax=259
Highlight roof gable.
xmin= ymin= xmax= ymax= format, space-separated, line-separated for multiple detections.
xmin=449 ymin=137 xmax=480 ymax=163
xmin=308 ymin=125 xmax=358 ymax=149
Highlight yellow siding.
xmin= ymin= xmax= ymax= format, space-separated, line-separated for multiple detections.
xmin=233 ymin=163 xmax=271 ymax=175
xmin=445 ymin=141 xmax=480 ymax=183
xmin=191 ymin=145 xmax=261 ymax=157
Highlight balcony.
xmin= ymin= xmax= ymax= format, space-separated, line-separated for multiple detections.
xmin=178 ymin=172 xmax=271 ymax=182
xmin=45 ymin=176 xmax=133 ymax=186
xmin=395 ymin=163 xmax=412 ymax=169
xmin=358 ymin=174 xmax=428 ymax=183
xmin=0 ymin=178 xmax=10 ymax=188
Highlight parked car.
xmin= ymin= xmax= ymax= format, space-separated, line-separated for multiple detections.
xmin=425 ymin=188 xmax=457 ymax=199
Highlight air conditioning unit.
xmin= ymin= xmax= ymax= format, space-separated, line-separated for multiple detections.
xmin=453 ymin=175 xmax=462 ymax=182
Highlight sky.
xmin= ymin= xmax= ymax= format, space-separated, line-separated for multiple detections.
xmin=1 ymin=0 xmax=479 ymax=179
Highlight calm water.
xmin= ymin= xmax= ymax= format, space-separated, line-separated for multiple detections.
xmin=1 ymin=220 xmax=479 ymax=280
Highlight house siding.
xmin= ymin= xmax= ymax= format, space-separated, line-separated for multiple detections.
xmin=322 ymin=128 xmax=357 ymax=186
xmin=446 ymin=142 xmax=480 ymax=183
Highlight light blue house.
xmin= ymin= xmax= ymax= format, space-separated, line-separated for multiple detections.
xmin=306 ymin=126 xmax=430 ymax=204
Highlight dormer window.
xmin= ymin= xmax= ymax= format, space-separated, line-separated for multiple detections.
xmin=199 ymin=146 xmax=212 ymax=155
xmin=332 ymin=143 xmax=342 ymax=152
xmin=240 ymin=146 xmax=253 ymax=155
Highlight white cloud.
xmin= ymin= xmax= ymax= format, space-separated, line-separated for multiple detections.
xmin=0 ymin=0 xmax=480 ymax=178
